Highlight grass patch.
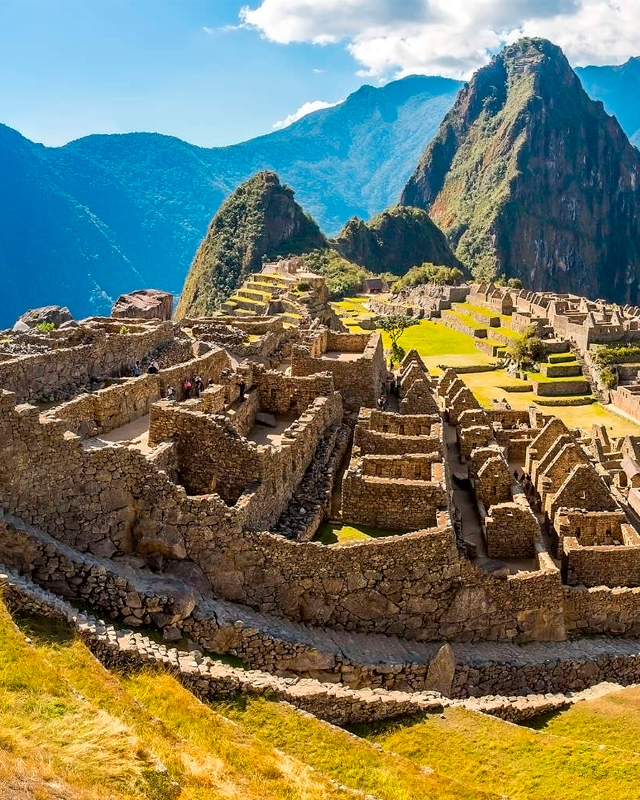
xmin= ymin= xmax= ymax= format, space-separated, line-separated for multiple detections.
xmin=14 ymin=612 xmax=354 ymax=800
xmin=378 ymin=319 xmax=493 ymax=372
xmin=314 ymin=523 xmax=397 ymax=544
xmin=526 ymin=686 xmax=640 ymax=752
xmin=364 ymin=705 xmax=640 ymax=800
xmin=212 ymin=695 xmax=500 ymax=800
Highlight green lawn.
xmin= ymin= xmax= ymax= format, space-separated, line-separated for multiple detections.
xmin=314 ymin=523 xmax=397 ymax=544
xmin=379 ymin=319 xmax=494 ymax=372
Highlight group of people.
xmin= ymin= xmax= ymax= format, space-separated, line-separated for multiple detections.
xmin=377 ymin=361 xmax=400 ymax=412
xmin=132 ymin=359 xmax=160 ymax=377
xmin=182 ymin=374 xmax=205 ymax=400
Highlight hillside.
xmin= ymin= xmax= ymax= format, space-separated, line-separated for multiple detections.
xmin=176 ymin=171 xmax=325 ymax=318
xmin=577 ymin=58 xmax=640 ymax=147
xmin=401 ymin=38 xmax=640 ymax=303
xmin=0 ymin=75 xmax=461 ymax=326
xmin=334 ymin=205 xmax=462 ymax=274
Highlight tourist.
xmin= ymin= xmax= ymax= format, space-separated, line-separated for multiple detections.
xmin=147 ymin=360 xmax=159 ymax=374
xmin=238 ymin=379 xmax=246 ymax=401
xmin=166 ymin=385 xmax=176 ymax=401
xmin=133 ymin=360 xmax=141 ymax=377
xmin=183 ymin=377 xmax=192 ymax=399
xmin=194 ymin=374 xmax=204 ymax=397
xmin=377 ymin=392 xmax=388 ymax=412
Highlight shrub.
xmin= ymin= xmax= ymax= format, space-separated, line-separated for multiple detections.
xmin=35 ymin=321 xmax=55 ymax=332
xmin=394 ymin=263 xmax=464 ymax=292
xmin=390 ymin=342 xmax=406 ymax=363
xmin=297 ymin=249 xmax=371 ymax=299
xmin=119 ymin=325 xmax=130 ymax=335
xmin=600 ymin=366 xmax=617 ymax=389
xmin=508 ymin=325 xmax=544 ymax=369
xmin=296 ymin=281 xmax=311 ymax=292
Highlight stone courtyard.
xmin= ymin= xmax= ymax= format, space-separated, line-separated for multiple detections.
xmin=6 ymin=266 xmax=640 ymax=724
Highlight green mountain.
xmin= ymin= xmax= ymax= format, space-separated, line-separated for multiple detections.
xmin=576 ymin=58 xmax=640 ymax=147
xmin=333 ymin=205 xmax=461 ymax=274
xmin=0 ymin=75 xmax=461 ymax=327
xmin=176 ymin=172 xmax=326 ymax=319
xmin=401 ymin=38 xmax=640 ymax=303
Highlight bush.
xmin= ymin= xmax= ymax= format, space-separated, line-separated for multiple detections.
xmin=390 ymin=342 xmax=406 ymax=363
xmin=35 ymin=321 xmax=55 ymax=332
xmin=297 ymin=249 xmax=371 ymax=299
xmin=593 ymin=343 xmax=640 ymax=366
xmin=394 ymin=263 xmax=464 ymax=292
xmin=119 ymin=325 xmax=130 ymax=335
xmin=508 ymin=325 xmax=544 ymax=369
xmin=296 ymin=281 xmax=311 ymax=292
xmin=600 ymin=366 xmax=617 ymax=389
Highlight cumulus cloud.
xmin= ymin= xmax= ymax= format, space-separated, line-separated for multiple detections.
xmin=272 ymin=99 xmax=340 ymax=130
xmin=240 ymin=0 xmax=640 ymax=78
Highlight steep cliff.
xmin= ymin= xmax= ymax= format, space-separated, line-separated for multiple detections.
xmin=401 ymin=38 xmax=640 ymax=302
xmin=176 ymin=172 xmax=325 ymax=318
xmin=333 ymin=205 xmax=461 ymax=275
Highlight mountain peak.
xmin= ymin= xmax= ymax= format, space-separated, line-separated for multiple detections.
xmin=400 ymin=39 xmax=640 ymax=303
xmin=175 ymin=171 xmax=326 ymax=319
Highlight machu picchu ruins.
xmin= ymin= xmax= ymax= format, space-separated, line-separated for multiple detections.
xmin=7 ymin=260 xmax=640 ymax=744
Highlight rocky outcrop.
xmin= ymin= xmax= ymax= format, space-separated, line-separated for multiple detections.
xmin=12 ymin=305 xmax=72 ymax=331
xmin=176 ymin=172 xmax=326 ymax=319
xmin=111 ymin=289 xmax=173 ymax=321
xmin=401 ymin=38 xmax=640 ymax=303
xmin=334 ymin=205 xmax=461 ymax=275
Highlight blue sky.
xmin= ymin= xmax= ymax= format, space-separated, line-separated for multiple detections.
xmin=1 ymin=0 xmax=638 ymax=148
xmin=0 ymin=0 xmax=361 ymax=147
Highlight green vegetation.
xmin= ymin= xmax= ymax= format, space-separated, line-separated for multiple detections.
xmin=298 ymin=249 xmax=372 ymax=299
xmin=360 ymin=705 xmax=640 ymax=800
xmin=599 ymin=365 xmax=617 ymax=389
xmin=527 ymin=685 xmax=640 ymax=752
xmin=393 ymin=263 xmax=464 ymax=291
xmin=495 ymin=275 xmax=523 ymax=289
xmin=334 ymin=205 xmax=462 ymax=276
xmin=314 ymin=523 xmax=395 ymax=544
xmin=378 ymin=313 xmax=417 ymax=362
xmin=213 ymin=696 xmax=498 ymax=800
xmin=35 ymin=321 xmax=55 ymax=332
xmin=507 ymin=325 xmax=544 ymax=369
xmin=10 ymin=609 xmax=356 ymax=800
xmin=176 ymin=172 xmax=326 ymax=319
xmin=118 ymin=325 xmax=130 ymax=335
xmin=593 ymin=343 xmax=640 ymax=366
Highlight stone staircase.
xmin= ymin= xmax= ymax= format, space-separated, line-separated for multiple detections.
xmin=273 ymin=423 xmax=350 ymax=541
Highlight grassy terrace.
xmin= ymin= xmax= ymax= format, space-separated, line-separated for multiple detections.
xmin=5 ymin=603 xmax=502 ymax=800
xmin=358 ymin=705 xmax=640 ymax=800
xmin=454 ymin=301 xmax=512 ymax=325
xmin=445 ymin=309 xmax=488 ymax=332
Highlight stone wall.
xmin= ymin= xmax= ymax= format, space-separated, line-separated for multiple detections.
xmin=563 ymin=527 xmax=640 ymax=587
xmin=149 ymin=392 xmax=343 ymax=531
xmin=0 ymin=321 xmax=176 ymax=403
xmin=291 ymin=330 xmax=386 ymax=411
xmin=43 ymin=347 xmax=230 ymax=437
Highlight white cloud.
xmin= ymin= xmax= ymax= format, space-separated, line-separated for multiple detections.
xmin=313 ymin=68 xmax=326 ymax=74
xmin=272 ymin=99 xmax=340 ymax=130
xmin=240 ymin=0 xmax=640 ymax=79
xmin=202 ymin=26 xmax=215 ymax=35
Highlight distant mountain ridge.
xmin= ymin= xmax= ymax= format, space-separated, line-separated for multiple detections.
xmin=576 ymin=58 xmax=640 ymax=147
xmin=0 ymin=74 xmax=462 ymax=326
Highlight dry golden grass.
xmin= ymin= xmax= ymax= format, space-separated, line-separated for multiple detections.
xmin=15 ymin=612 xmax=355 ymax=800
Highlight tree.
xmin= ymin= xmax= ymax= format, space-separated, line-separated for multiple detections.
xmin=378 ymin=314 xmax=416 ymax=362
xmin=508 ymin=326 xmax=544 ymax=370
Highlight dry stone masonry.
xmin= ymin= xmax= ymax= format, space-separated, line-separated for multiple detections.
xmin=7 ymin=270 xmax=640 ymax=724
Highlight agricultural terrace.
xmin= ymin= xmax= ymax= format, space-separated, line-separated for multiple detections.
xmin=332 ymin=296 xmax=640 ymax=436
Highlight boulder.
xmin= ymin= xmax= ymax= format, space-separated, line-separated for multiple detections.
xmin=425 ymin=643 xmax=456 ymax=697
xmin=111 ymin=289 xmax=173 ymax=321
xmin=13 ymin=305 xmax=73 ymax=331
